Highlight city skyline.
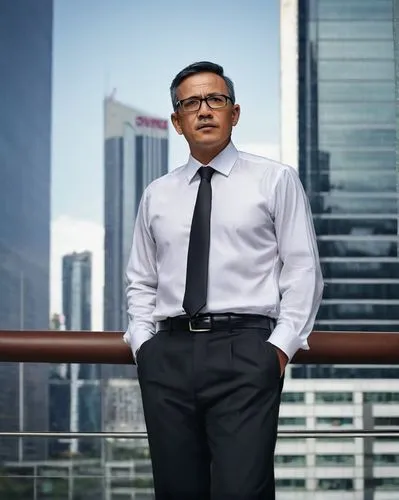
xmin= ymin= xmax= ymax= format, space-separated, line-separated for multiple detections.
xmin=0 ymin=0 xmax=398 ymax=496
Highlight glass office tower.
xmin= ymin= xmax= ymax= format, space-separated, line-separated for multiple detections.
xmin=279 ymin=4 xmax=399 ymax=493
xmin=281 ymin=0 xmax=397 ymax=343
xmin=0 ymin=0 xmax=53 ymax=460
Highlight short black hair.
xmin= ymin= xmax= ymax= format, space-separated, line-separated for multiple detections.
xmin=170 ymin=61 xmax=236 ymax=111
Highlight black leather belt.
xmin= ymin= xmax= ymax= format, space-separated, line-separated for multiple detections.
xmin=158 ymin=313 xmax=274 ymax=333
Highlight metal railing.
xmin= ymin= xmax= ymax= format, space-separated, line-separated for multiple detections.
xmin=0 ymin=329 xmax=398 ymax=364
xmin=0 ymin=329 xmax=398 ymax=439
xmin=1 ymin=430 xmax=399 ymax=438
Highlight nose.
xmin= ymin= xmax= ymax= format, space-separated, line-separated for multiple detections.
xmin=197 ymin=99 xmax=213 ymax=118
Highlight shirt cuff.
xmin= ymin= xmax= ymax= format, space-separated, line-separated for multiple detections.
xmin=123 ymin=328 xmax=154 ymax=360
xmin=267 ymin=323 xmax=309 ymax=362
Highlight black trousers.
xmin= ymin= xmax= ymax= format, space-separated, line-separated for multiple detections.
xmin=137 ymin=325 xmax=284 ymax=500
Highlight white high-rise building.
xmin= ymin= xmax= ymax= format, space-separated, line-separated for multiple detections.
xmin=103 ymin=96 xmax=169 ymax=335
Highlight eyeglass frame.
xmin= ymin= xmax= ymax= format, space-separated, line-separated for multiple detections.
xmin=175 ymin=94 xmax=233 ymax=113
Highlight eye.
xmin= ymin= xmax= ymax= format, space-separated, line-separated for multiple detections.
xmin=183 ymin=99 xmax=199 ymax=109
xmin=208 ymin=96 xmax=224 ymax=104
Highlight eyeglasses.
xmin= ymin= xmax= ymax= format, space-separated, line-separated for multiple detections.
xmin=176 ymin=94 xmax=232 ymax=113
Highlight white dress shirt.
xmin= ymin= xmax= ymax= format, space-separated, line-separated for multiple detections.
xmin=124 ymin=141 xmax=324 ymax=361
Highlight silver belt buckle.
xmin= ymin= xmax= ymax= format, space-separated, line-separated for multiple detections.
xmin=189 ymin=318 xmax=211 ymax=332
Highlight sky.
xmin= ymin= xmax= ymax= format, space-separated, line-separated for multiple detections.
xmin=50 ymin=0 xmax=281 ymax=328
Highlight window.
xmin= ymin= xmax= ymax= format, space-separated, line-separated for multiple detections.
xmin=279 ymin=417 xmax=306 ymax=426
xmin=365 ymin=478 xmax=399 ymax=490
xmin=316 ymin=454 xmax=355 ymax=466
xmin=275 ymin=455 xmax=306 ymax=466
xmin=314 ymin=218 xmax=398 ymax=236
xmin=318 ymin=60 xmax=394 ymax=80
xmin=316 ymin=417 xmax=353 ymax=426
xmin=317 ymin=239 xmax=397 ymax=258
xmin=321 ymin=149 xmax=395 ymax=169
xmin=319 ymin=102 xmax=394 ymax=124
xmin=311 ymin=194 xmax=397 ymax=215
xmin=318 ymin=0 xmax=392 ymax=21
xmin=318 ymin=303 xmax=399 ymax=321
xmin=364 ymin=392 xmax=399 ymax=403
xmin=320 ymin=260 xmax=399 ymax=279
xmin=317 ymin=478 xmax=354 ymax=490
xmin=319 ymin=128 xmax=395 ymax=149
xmin=319 ymin=40 xmax=393 ymax=60
xmin=315 ymin=392 xmax=353 ymax=403
xmin=374 ymin=454 xmax=399 ymax=465
xmin=374 ymin=417 xmax=399 ymax=427
xmin=318 ymin=21 xmax=393 ymax=40
xmin=281 ymin=392 xmax=305 ymax=403
xmin=276 ymin=479 xmax=306 ymax=490
xmin=318 ymin=81 xmax=395 ymax=102
xmin=323 ymin=283 xmax=399 ymax=301
xmin=135 ymin=463 xmax=153 ymax=474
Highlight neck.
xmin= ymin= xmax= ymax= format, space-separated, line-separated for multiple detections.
xmin=190 ymin=138 xmax=230 ymax=165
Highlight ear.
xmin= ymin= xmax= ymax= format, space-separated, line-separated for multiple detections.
xmin=232 ymin=104 xmax=240 ymax=127
xmin=171 ymin=112 xmax=183 ymax=135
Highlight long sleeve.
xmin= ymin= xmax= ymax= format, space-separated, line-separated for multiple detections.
xmin=267 ymin=167 xmax=324 ymax=361
xmin=123 ymin=188 xmax=158 ymax=358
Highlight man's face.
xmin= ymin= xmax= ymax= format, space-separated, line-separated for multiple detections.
xmin=171 ymin=72 xmax=240 ymax=153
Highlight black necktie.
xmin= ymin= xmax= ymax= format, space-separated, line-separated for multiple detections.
xmin=183 ymin=166 xmax=215 ymax=317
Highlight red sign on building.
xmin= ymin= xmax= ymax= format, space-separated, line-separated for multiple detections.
xmin=136 ymin=116 xmax=168 ymax=130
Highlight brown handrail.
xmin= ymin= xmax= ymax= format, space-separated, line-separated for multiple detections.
xmin=0 ymin=330 xmax=398 ymax=364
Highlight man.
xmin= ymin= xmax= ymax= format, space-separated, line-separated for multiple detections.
xmin=124 ymin=61 xmax=323 ymax=499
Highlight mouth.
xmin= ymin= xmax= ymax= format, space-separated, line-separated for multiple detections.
xmin=197 ymin=124 xmax=217 ymax=130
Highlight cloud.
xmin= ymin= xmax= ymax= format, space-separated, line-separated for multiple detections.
xmin=236 ymin=142 xmax=280 ymax=162
xmin=50 ymin=216 xmax=104 ymax=330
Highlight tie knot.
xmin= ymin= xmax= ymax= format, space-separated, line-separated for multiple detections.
xmin=198 ymin=166 xmax=214 ymax=182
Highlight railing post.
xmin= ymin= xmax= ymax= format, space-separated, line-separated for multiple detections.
xmin=363 ymin=402 xmax=374 ymax=500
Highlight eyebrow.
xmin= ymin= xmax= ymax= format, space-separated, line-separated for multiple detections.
xmin=180 ymin=92 xmax=224 ymax=100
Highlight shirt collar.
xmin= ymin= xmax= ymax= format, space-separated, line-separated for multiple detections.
xmin=185 ymin=141 xmax=239 ymax=183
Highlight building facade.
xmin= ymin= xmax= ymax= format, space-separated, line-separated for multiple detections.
xmin=0 ymin=0 xmax=53 ymax=462
xmin=275 ymin=379 xmax=399 ymax=499
xmin=395 ymin=0 xmax=399 ymax=204
xmin=62 ymin=251 xmax=92 ymax=332
xmin=279 ymin=1 xmax=399 ymax=495
xmin=281 ymin=0 xmax=397 ymax=337
xmin=50 ymin=251 xmax=100 ymax=457
xmin=103 ymin=97 xmax=169 ymax=334
xmin=32 ymin=379 xmax=399 ymax=499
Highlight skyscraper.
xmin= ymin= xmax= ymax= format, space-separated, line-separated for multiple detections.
xmin=50 ymin=251 xmax=100 ymax=457
xmin=277 ymin=4 xmax=399 ymax=495
xmin=103 ymin=96 xmax=169 ymax=333
xmin=0 ymin=0 xmax=53 ymax=461
xmin=395 ymin=0 xmax=399 ymax=191
xmin=62 ymin=251 xmax=92 ymax=331
xmin=281 ymin=0 xmax=397 ymax=352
